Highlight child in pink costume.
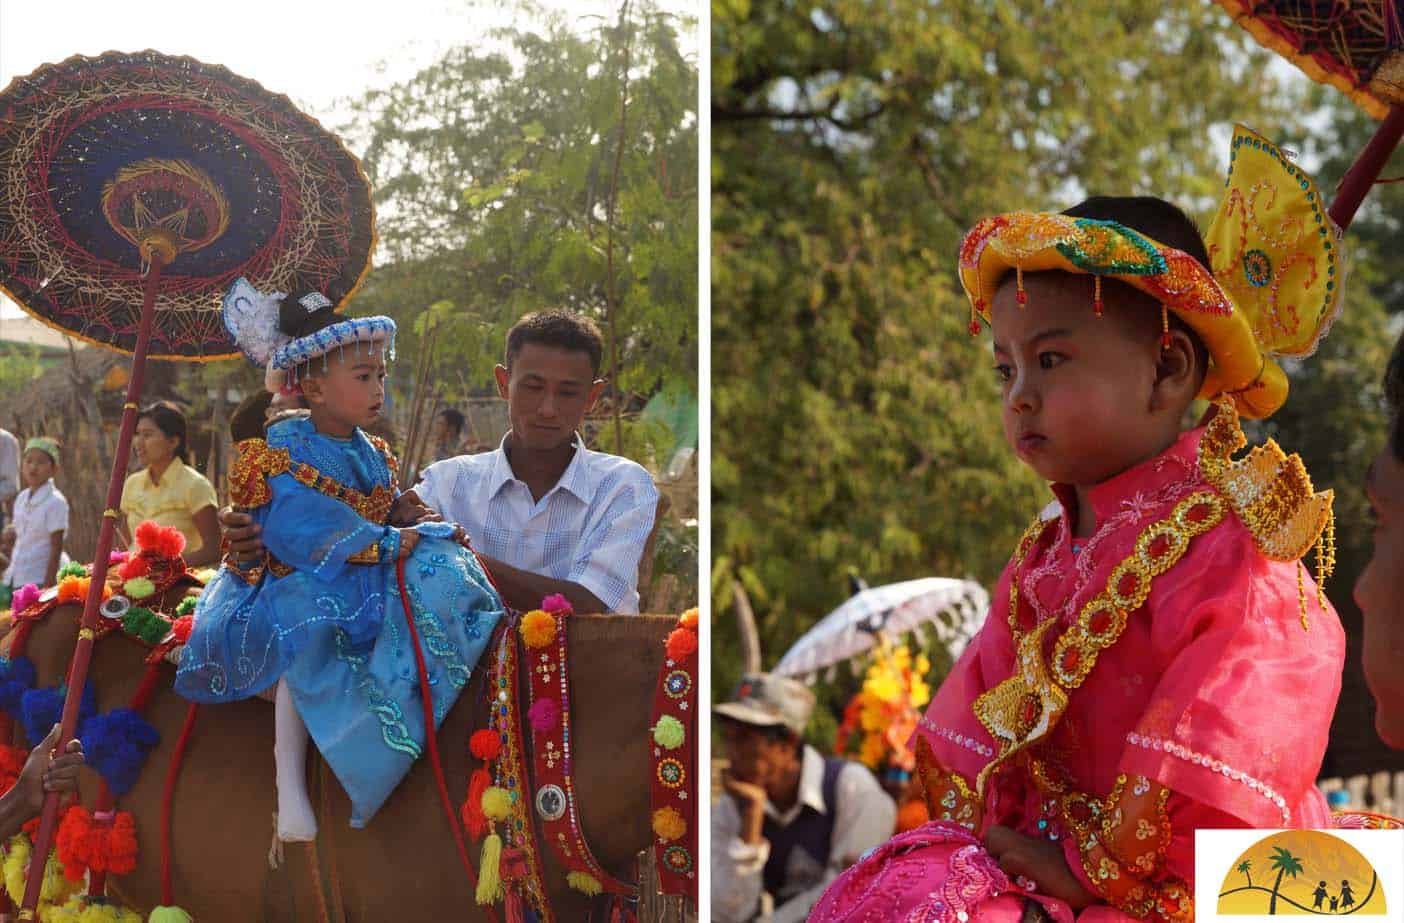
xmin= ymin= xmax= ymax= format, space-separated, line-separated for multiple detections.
xmin=812 ymin=127 xmax=1346 ymax=922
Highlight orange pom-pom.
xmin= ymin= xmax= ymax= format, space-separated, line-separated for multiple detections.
xmin=896 ymin=797 xmax=929 ymax=833
xmin=56 ymin=576 xmax=88 ymax=605
xmin=519 ymin=610 xmax=557 ymax=649
xmin=461 ymin=768 xmax=491 ymax=839
xmin=651 ymin=806 xmax=687 ymax=841
xmin=469 ymin=729 xmax=501 ymax=762
xmin=678 ymin=608 xmax=699 ymax=631
xmin=665 ymin=627 xmax=697 ymax=661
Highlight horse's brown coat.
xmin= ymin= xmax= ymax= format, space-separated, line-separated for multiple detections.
xmin=11 ymin=593 xmax=673 ymax=922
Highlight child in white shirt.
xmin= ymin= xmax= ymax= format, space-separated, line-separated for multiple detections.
xmin=4 ymin=438 xmax=68 ymax=589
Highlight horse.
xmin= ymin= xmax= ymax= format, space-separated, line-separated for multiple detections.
xmin=8 ymin=581 xmax=675 ymax=922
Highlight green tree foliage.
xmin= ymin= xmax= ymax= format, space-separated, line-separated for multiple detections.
xmin=711 ymin=0 xmax=1315 ymax=706
xmin=344 ymin=1 xmax=698 ymax=438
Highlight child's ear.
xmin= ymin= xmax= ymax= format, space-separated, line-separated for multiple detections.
xmin=1151 ymin=328 xmax=1198 ymax=410
xmin=301 ymin=375 xmax=325 ymax=405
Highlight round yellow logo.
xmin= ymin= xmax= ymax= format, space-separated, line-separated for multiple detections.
xmin=1217 ymin=830 xmax=1387 ymax=915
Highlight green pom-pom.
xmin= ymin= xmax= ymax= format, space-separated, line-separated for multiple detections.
xmin=0 ymin=585 xmax=11 ymax=610
xmin=174 ymin=596 xmax=198 ymax=617
xmin=480 ymin=785 xmax=512 ymax=822
xmin=122 ymin=577 xmax=156 ymax=600
xmin=148 ymin=907 xmax=194 ymax=923
xmin=121 ymin=607 xmax=171 ymax=645
xmin=652 ymin=715 xmax=685 ymax=750
xmin=57 ymin=561 xmax=88 ymax=580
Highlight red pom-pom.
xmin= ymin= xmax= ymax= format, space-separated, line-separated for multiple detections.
xmin=666 ymin=627 xmax=698 ymax=661
xmin=133 ymin=521 xmax=163 ymax=552
xmin=118 ymin=555 xmax=151 ymax=581
xmin=469 ymin=729 xmax=501 ymax=762
xmin=134 ymin=521 xmax=186 ymax=558
xmin=56 ymin=804 xmax=139 ymax=882
xmin=461 ymin=768 xmax=491 ymax=839
xmin=171 ymin=615 xmax=194 ymax=643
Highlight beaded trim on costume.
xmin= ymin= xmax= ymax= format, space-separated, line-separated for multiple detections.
xmin=228 ymin=437 xmax=397 ymax=525
xmin=649 ymin=610 xmax=698 ymax=901
xmin=1125 ymin=732 xmax=1290 ymax=825
xmin=917 ymin=719 xmax=995 ymax=759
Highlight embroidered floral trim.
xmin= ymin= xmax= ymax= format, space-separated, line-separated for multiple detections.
xmin=915 ymin=736 xmax=983 ymax=833
xmin=335 ymin=628 xmax=420 ymax=759
xmin=228 ymin=437 xmax=397 ymax=524
xmin=1125 ymin=731 xmax=1290 ymax=824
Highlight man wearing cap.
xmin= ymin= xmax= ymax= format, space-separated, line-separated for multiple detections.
xmin=713 ymin=672 xmax=896 ymax=923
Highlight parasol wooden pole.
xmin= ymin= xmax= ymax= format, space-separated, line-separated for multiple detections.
xmin=1329 ymin=105 xmax=1404 ymax=230
xmin=20 ymin=247 xmax=169 ymax=916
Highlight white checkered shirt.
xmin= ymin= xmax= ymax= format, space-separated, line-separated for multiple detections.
xmin=414 ymin=433 xmax=658 ymax=614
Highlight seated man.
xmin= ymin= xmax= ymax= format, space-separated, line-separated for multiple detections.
xmin=223 ymin=309 xmax=658 ymax=614
xmin=713 ymin=673 xmax=896 ymax=923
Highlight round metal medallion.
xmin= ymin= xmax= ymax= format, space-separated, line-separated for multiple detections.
xmin=535 ymin=783 xmax=566 ymax=822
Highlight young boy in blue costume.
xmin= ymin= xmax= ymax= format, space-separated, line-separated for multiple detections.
xmin=175 ymin=280 xmax=504 ymax=843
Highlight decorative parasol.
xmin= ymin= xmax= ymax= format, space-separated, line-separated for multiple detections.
xmin=0 ymin=50 xmax=375 ymax=914
xmin=1214 ymin=0 xmax=1404 ymax=227
xmin=771 ymin=577 xmax=989 ymax=680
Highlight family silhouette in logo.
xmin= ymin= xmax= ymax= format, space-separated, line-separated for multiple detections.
xmin=1313 ymin=880 xmax=1357 ymax=913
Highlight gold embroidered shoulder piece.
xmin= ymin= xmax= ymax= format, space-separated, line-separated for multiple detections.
xmin=364 ymin=433 xmax=401 ymax=492
xmin=1198 ymin=396 xmax=1335 ymax=628
xmin=226 ymin=437 xmax=395 ymax=524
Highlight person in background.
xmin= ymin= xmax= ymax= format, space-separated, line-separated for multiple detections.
xmin=430 ymin=407 xmax=467 ymax=463
xmin=3 ymin=437 xmax=67 ymax=589
xmin=0 ymin=427 xmax=18 ymax=530
xmin=713 ymin=673 xmax=896 ymax=923
xmin=117 ymin=401 xmax=220 ymax=567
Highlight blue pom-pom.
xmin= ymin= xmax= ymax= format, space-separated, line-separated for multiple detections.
xmin=78 ymin=708 xmax=160 ymax=796
xmin=20 ymin=686 xmax=63 ymax=746
xmin=4 ymin=657 xmax=36 ymax=690
xmin=0 ymin=657 xmax=37 ymax=719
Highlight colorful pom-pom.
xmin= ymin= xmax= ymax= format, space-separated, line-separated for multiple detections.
xmin=118 ymin=555 xmax=151 ymax=581
xmin=108 ymin=550 xmax=130 ymax=566
xmin=481 ymin=785 xmax=512 ymax=822
xmin=666 ymin=627 xmax=698 ymax=661
xmin=527 ymin=697 xmax=560 ymax=732
xmin=11 ymin=583 xmax=39 ymax=614
xmin=174 ymin=596 xmax=198 ymax=617
xmin=79 ymin=708 xmax=161 ymax=796
xmin=652 ymin=715 xmax=686 ymax=750
xmin=462 ymin=768 xmax=491 ymax=839
xmin=56 ymin=803 xmax=139 ymax=881
xmin=171 ymin=615 xmax=194 ymax=644
xmin=134 ymin=521 xmax=185 ymax=559
xmin=679 ymin=608 xmax=699 ymax=630
xmin=122 ymin=606 xmax=171 ymax=646
xmin=57 ymin=575 xmax=89 ymax=605
xmin=56 ymin=561 xmax=88 ymax=580
xmin=651 ymin=806 xmax=687 ymax=842
xmin=519 ymin=610 xmax=556 ymax=649
xmin=540 ymin=593 xmax=573 ymax=615
xmin=122 ymin=577 xmax=157 ymax=601
xmin=567 ymin=870 xmax=603 ymax=896
xmin=148 ymin=907 xmax=195 ymax=923
xmin=469 ymin=729 xmax=501 ymax=762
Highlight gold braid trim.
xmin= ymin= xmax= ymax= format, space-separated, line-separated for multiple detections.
xmin=227 ymin=437 xmax=396 ymax=524
xmin=1198 ymin=397 xmax=1335 ymax=629
xmin=973 ymin=492 xmax=1226 ymax=795
xmin=1030 ymin=760 xmax=1191 ymax=922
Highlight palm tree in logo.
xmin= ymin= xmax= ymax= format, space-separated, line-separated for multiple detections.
xmin=1267 ymin=847 xmax=1305 ymax=915
xmin=1237 ymin=860 xmax=1253 ymax=889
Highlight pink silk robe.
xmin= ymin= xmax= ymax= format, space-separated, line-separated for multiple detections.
xmin=812 ymin=408 xmax=1344 ymax=922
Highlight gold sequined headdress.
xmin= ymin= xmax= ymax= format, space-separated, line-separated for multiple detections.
xmin=957 ymin=125 xmax=1344 ymax=420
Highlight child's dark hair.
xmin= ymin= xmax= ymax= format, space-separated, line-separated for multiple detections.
xmin=438 ymin=408 xmax=466 ymax=435
xmin=138 ymin=401 xmax=189 ymax=462
xmin=505 ymin=310 xmax=604 ymax=377
xmin=1386 ymin=330 xmax=1404 ymax=462
xmin=1060 ymin=196 xmax=1212 ymax=381
xmin=229 ymin=391 xmax=275 ymax=443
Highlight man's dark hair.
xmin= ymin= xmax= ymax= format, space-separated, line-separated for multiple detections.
xmin=138 ymin=400 xmax=189 ymax=463
xmin=1061 ymin=196 xmax=1212 ymax=381
xmin=1386 ymin=330 xmax=1404 ymax=461
xmin=505 ymin=310 xmax=604 ymax=377
xmin=438 ymin=408 xmax=466 ymax=435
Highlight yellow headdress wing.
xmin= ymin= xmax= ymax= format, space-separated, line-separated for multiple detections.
xmin=956 ymin=125 xmax=1345 ymax=420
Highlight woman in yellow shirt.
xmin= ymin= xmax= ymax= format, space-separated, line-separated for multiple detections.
xmin=117 ymin=401 xmax=220 ymax=566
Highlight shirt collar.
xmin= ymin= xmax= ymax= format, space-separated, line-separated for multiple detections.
xmin=146 ymin=457 xmax=185 ymax=487
xmin=490 ymin=431 xmax=592 ymax=502
xmin=26 ymin=480 xmax=53 ymax=502
xmin=1050 ymin=422 xmax=1205 ymax=529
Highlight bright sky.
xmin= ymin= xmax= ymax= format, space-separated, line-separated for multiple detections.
xmin=0 ymin=0 xmax=698 ymax=318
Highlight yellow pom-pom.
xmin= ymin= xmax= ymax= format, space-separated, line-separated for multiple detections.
xmin=68 ymin=899 xmax=143 ymax=922
xmin=519 ymin=609 xmax=557 ymax=649
xmin=4 ymin=833 xmax=29 ymax=904
xmin=122 ymin=577 xmax=156 ymax=600
xmin=651 ymin=806 xmax=687 ymax=841
xmin=475 ymin=833 xmax=503 ymax=905
xmin=480 ymin=785 xmax=512 ymax=822
xmin=568 ymin=870 xmax=603 ymax=896
xmin=679 ymin=608 xmax=698 ymax=630
xmin=147 ymin=908 xmax=194 ymax=923
xmin=652 ymin=715 xmax=685 ymax=750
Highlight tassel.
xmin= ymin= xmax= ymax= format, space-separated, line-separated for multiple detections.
xmin=609 ymin=895 xmax=638 ymax=923
xmin=148 ymin=907 xmax=194 ymax=923
xmin=568 ymin=870 xmax=603 ymax=896
xmin=504 ymin=888 xmax=527 ymax=923
xmin=475 ymin=833 xmax=503 ymax=905
xmin=462 ymin=768 xmax=490 ymax=839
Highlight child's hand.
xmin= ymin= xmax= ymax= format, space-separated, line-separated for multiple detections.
xmin=397 ymin=528 xmax=421 ymax=559
xmin=984 ymin=825 xmax=1099 ymax=910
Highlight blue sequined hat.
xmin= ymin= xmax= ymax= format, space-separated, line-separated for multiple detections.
xmin=222 ymin=277 xmax=395 ymax=392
